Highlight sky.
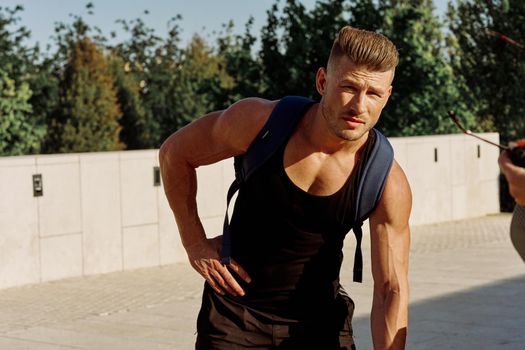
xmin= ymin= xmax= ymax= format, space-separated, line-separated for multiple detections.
xmin=2 ymin=0 xmax=449 ymax=50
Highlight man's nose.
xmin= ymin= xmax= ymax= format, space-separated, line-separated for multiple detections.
xmin=349 ymin=91 xmax=367 ymax=115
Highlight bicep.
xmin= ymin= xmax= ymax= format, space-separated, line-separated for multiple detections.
xmin=369 ymin=160 xmax=412 ymax=286
xmin=160 ymin=98 xmax=275 ymax=168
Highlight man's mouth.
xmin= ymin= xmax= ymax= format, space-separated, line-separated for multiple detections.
xmin=342 ymin=116 xmax=365 ymax=126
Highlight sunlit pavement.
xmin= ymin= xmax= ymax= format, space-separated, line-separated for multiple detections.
xmin=0 ymin=214 xmax=523 ymax=349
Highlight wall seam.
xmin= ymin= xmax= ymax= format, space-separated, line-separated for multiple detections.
xmin=35 ymin=156 xmax=42 ymax=283
xmin=78 ymin=156 xmax=85 ymax=277
xmin=118 ymin=152 xmax=125 ymax=271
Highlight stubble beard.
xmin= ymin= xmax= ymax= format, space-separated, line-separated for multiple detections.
xmin=320 ymin=100 xmax=368 ymax=142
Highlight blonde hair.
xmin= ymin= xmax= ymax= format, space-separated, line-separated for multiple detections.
xmin=328 ymin=26 xmax=399 ymax=74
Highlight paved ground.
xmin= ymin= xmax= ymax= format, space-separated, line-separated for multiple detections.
xmin=0 ymin=214 xmax=523 ymax=349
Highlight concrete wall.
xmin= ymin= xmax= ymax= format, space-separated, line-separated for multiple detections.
xmin=0 ymin=133 xmax=500 ymax=289
xmin=0 ymin=151 xmax=233 ymax=290
xmin=390 ymin=133 xmax=500 ymax=226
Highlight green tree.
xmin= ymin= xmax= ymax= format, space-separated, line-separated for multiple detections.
xmin=113 ymin=15 xmax=180 ymax=147
xmin=347 ymin=0 xmax=477 ymax=136
xmin=0 ymin=69 xmax=45 ymax=155
xmin=48 ymin=36 xmax=122 ymax=152
xmin=27 ymin=56 xmax=60 ymax=152
xmin=448 ymin=0 xmax=524 ymax=211
xmin=216 ymin=18 xmax=264 ymax=103
xmin=259 ymin=0 xmax=347 ymax=99
xmin=305 ymin=0 xmax=348 ymax=86
xmin=260 ymin=2 xmax=289 ymax=99
xmin=153 ymin=34 xmax=234 ymax=142
xmin=0 ymin=5 xmax=33 ymax=81
xmin=448 ymin=0 xmax=525 ymax=144
xmin=348 ymin=0 xmax=383 ymax=31
xmin=107 ymin=53 xmax=150 ymax=149
xmin=0 ymin=5 xmax=48 ymax=154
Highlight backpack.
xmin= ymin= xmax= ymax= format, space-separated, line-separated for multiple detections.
xmin=220 ymin=96 xmax=394 ymax=283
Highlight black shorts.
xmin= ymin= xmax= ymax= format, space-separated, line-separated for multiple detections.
xmin=195 ymin=285 xmax=356 ymax=350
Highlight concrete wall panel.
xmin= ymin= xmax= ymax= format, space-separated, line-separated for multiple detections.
xmin=36 ymin=155 xmax=82 ymax=237
xmin=0 ymin=133 xmax=503 ymax=289
xmin=196 ymin=163 xmax=226 ymax=219
xmin=120 ymin=151 xmax=158 ymax=227
xmin=480 ymin=180 xmax=500 ymax=215
xmin=158 ymin=189 xmax=185 ymax=264
xmin=123 ymin=224 xmax=159 ymax=270
xmin=80 ymin=153 xmax=122 ymax=275
xmin=451 ymin=185 xmax=468 ymax=221
xmin=450 ymin=136 xmax=467 ymax=187
xmin=480 ymin=134 xmax=500 ymax=181
xmin=201 ymin=216 xmax=224 ymax=239
xmin=40 ymin=234 xmax=82 ymax=281
xmin=389 ymin=138 xmax=408 ymax=171
xmin=0 ymin=157 xmax=40 ymax=288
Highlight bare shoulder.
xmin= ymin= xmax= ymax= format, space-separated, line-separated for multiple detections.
xmin=371 ymin=160 xmax=412 ymax=225
xmin=160 ymin=97 xmax=278 ymax=168
xmin=384 ymin=160 xmax=411 ymax=200
xmin=213 ymin=97 xmax=278 ymax=153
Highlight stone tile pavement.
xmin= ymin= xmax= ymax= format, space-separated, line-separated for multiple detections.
xmin=0 ymin=214 xmax=523 ymax=349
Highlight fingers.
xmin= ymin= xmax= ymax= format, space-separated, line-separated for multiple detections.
xmin=197 ymin=259 xmax=248 ymax=297
xmin=186 ymin=236 xmax=251 ymax=297
xmin=228 ymin=259 xmax=252 ymax=284
xmin=208 ymin=267 xmax=237 ymax=296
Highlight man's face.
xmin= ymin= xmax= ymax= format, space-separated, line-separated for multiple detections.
xmin=316 ymin=56 xmax=393 ymax=142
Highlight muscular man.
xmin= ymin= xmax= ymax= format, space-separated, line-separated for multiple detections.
xmin=160 ymin=26 xmax=412 ymax=349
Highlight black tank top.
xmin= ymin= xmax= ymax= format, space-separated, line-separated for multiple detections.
xmin=226 ymin=129 xmax=377 ymax=319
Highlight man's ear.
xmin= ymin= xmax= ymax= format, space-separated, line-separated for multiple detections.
xmin=382 ymin=85 xmax=393 ymax=108
xmin=316 ymin=67 xmax=327 ymax=96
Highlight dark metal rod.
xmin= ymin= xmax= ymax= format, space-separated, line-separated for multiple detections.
xmin=448 ymin=111 xmax=509 ymax=150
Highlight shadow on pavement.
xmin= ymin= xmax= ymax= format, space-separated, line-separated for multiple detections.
xmin=351 ymin=274 xmax=525 ymax=350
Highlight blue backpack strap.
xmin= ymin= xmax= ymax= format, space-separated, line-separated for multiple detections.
xmin=221 ymin=96 xmax=316 ymax=264
xmin=351 ymin=128 xmax=394 ymax=282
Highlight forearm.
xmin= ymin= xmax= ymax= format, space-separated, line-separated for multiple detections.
xmin=159 ymin=139 xmax=207 ymax=250
xmin=371 ymin=277 xmax=408 ymax=349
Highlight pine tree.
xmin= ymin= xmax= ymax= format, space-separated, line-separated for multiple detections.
xmin=108 ymin=53 xmax=150 ymax=149
xmin=49 ymin=36 xmax=122 ymax=152
xmin=158 ymin=34 xmax=233 ymax=140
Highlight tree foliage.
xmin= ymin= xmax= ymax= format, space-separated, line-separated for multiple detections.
xmin=113 ymin=15 xmax=234 ymax=146
xmin=260 ymin=0 xmax=347 ymax=99
xmin=152 ymin=34 xmax=234 ymax=142
xmin=216 ymin=18 xmax=264 ymax=103
xmin=0 ymin=0 xmax=523 ymax=157
xmin=48 ymin=36 xmax=122 ymax=153
xmin=0 ymin=5 xmax=47 ymax=155
xmin=343 ymin=0 xmax=477 ymax=136
xmin=0 ymin=69 xmax=45 ymax=155
xmin=448 ymin=0 xmax=525 ymax=144
xmin=107 ymin=53 xmax=149 ymax=149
